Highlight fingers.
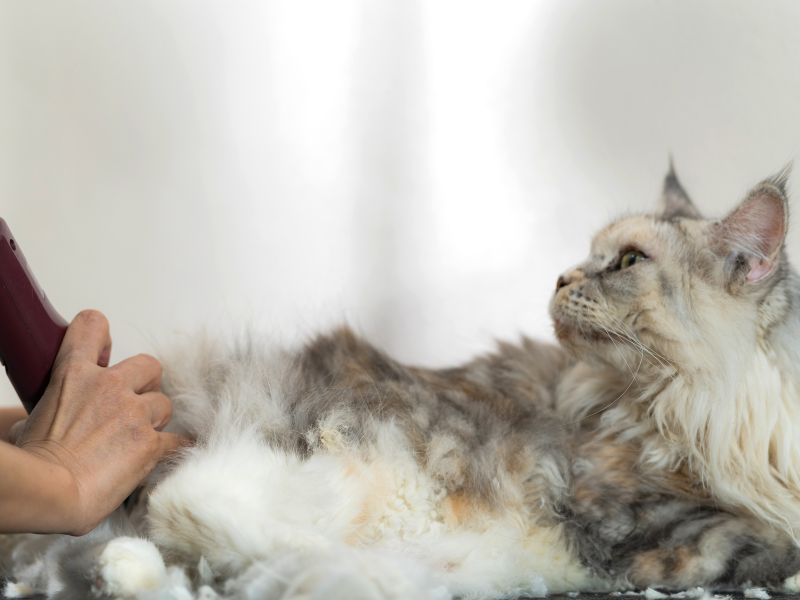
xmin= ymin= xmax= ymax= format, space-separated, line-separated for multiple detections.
xmin=98 ymin=339 xmax=113 ymax=368
xmin=0 ymin=406 xmax=28 ymax=442
xmin=140 ymin=391 xmax=173 ymax=430
xmin=156 ymin=431 xmax=193 ymax=460
xmin=56 ymin=310 xmax=112 ymax=367
xmin=109 ymin=354 xmax=163 ymax=394
xmin=8 ymin=418 xmax=27 ymax=445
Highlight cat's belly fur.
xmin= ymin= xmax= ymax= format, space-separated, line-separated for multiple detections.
xmin=145 ymin=421 xmax=599 ymax=597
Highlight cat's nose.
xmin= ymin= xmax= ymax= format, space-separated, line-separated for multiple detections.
xmin=556 ymin=269 xmax=583 ymax=292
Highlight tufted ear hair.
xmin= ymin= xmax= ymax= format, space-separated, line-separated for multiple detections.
xmin=659 ymin=159 xmax=702 ymax=220
xmin=713 ymin=168 xmax=790 ymax=283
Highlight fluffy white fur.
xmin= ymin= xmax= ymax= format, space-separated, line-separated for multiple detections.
xmin=94 ymin=537 xmax=167 ymax=597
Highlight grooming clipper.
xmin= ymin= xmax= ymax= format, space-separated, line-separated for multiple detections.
xmin=0 ymin=218 xmax=68 ymax=413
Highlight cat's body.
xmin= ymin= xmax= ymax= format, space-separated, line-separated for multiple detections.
xmin=4 ymin=167 xmax=800 ymax=599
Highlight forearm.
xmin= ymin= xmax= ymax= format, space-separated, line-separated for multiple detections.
xmin=0 ymin=441 xmax=79 ymax=534
xmin=0 ymin=406 xmax=27 ymax=443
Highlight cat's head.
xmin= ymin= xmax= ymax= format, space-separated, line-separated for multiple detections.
xmin=550 ymin=164 xmax=792 ymax=378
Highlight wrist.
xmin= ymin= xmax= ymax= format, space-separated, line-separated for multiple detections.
xmin=0 ymin=442 xmax=83 ymax=534
xmin=20 ymin=443 xmax=88 ymax=534
xmin=48 ymin=457 xmax=83 ymax=534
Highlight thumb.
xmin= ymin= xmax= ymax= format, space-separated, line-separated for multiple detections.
xmin=9 ymin=418 xmax=28 ymax=446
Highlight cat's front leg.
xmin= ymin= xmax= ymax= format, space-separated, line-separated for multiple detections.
xmin=90 ymin=537 xmax=168 ymax=598
xmin=781 ymin=571 xmax=800 ymax=593
xmin=1 ymin=509 xmax=174 ymax=599
xmin=619 ymin=515 xmax=800 ymax=592
xmin=3 ymin=537 xmax=170 ymax=600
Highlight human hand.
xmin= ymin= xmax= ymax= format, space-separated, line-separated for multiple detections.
xmin=7 ymin=310 xmax=188 ymax=535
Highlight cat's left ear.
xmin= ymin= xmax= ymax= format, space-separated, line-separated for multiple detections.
xmin=660 ymin=161 xmax=702 ymax=220
xmin=714 ymin=171 xmax=790 ymax=283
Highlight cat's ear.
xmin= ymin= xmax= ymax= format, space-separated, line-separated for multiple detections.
xmin=659 ymin=160 xmax=702 ymax=220
xmin=714 ymin=169 xmax=790 ymax=283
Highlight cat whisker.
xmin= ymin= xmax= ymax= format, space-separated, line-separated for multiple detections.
xmin=612 ymin=329 xmax=677 ymax=384
xmin=587 ymin=307 xmax=663 ymax=370
xmin=565 ymin=350 xmax=644 ymax=425
xmin=605 ymin=323 xmax=675 ymax=382
xmin=603 ymin=308 xmax=705 ymax=372
xmin=594 ymin=307 xmax=684 ymax=382
xmin=576 ymin=317 xmax=593 ymax=345
xmin=575 ymin=308 xmax=670 ymax=382
xmin=597 ymin=320 xmax=645 ymax=394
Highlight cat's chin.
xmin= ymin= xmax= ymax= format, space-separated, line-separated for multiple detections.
xmin=552 ymin=313 xmax=627 ymax=370
xmin=552 ymin=314 xmax=607 ymax=346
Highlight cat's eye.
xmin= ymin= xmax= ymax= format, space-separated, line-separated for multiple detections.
xmin=620 ymin=250 xmax=647 ymax=270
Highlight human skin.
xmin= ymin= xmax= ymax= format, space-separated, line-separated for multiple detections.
xmin=0 ymin=310 xmax=189 ymax=535
xmin=0 ymin=406 xmax=27 ymax=444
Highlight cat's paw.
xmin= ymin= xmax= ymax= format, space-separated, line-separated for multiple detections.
xmin=783 ymin=571 xmax=800 ymax=593
xmin=3 ymin=581 xmax=37 ymax=599
xmin=92 ymin=537 xmax=166 ymax=598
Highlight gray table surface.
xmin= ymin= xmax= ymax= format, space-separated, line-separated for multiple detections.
xmin=2 ymin=579 xmax=799 ymax=600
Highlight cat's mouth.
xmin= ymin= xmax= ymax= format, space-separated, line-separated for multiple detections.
xmin=552 ymin=314 xmax=607 ymax=344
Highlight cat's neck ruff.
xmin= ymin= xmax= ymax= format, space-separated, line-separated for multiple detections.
xmin=652 ymin=343 xmax=800 ymax=535
xmin=578 ymin=286 xmax=800 ymax=541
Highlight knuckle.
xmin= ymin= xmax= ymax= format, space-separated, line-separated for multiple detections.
xmin=133 ymin=426 xmax=162 ymax=459
xmin=137 ymin=354 xmax=163 ymax=376
xmin=74 ymin=309 xmax=109 ymax=331
xmin=100 ymin=370 xmax=128 ymax=395
xmin=120 ymin=398 xmax=149 ymax=425
xmin=135 ymin=401 xmax=151 ymax=423
xmin=99 ymin=387 xmax=141 ymax=422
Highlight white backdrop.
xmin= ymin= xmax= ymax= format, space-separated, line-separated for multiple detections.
xmin=2 ymin=0 xmax=800 ymax=406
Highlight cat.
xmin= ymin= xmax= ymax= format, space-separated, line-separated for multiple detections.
xmin=4 ymin=165 xmax=800 ymax=600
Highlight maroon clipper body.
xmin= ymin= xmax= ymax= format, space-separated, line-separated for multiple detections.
xmin=0 ymin=219 xmax=68 ymax=413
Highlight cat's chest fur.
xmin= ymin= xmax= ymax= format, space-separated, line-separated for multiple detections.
xmin=560 ymin=337 xmax=800 ymax=532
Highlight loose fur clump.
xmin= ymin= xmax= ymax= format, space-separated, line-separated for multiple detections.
xmin=4 ymin=164 xmax=800 ymax=599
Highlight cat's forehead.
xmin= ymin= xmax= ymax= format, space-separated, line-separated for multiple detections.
xmin=591 ymin=216 xmax=663 ymax=254
xmin=589 ymin=215 xmax=707 ymax=260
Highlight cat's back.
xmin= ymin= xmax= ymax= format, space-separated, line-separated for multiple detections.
xmin=158 ymin=325 xmax=576 ymax=521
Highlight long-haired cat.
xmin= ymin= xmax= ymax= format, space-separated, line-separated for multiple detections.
xmin=4 ymin=166 xmax=800 ymax=600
